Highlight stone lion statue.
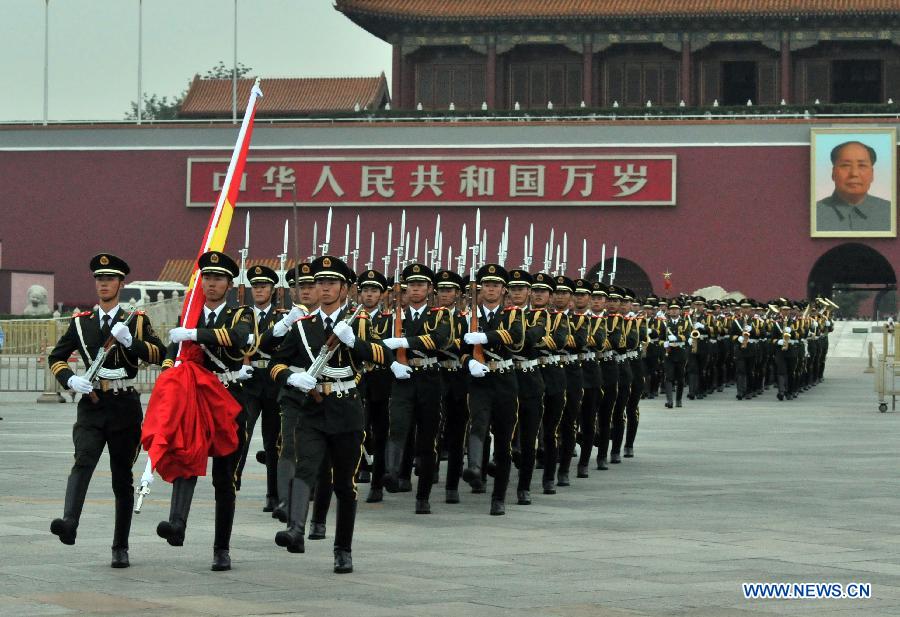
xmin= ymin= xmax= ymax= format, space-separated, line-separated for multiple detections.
xmin=23 ymin=285 xmax=51 ymax=316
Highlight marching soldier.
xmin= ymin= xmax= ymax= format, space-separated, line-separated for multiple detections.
xmin=606 ymin=286 xmax=631 ymax=463
xmin=432 ymin=270 xmax=467 ymax=504
xmin=731 ymin=298 xmax=757 ymax=400
xmin=460 ymin=264 xmax=525 ymax=515
xmin=617 ymin=289 xmax=646 ymax=460
xmin=771 ymin=298 xmax=797 ymax=401
xmin=381 ymin=262 xmax=452 ymax=514
xmin=235 ymin=264 xmax=281 ymax=512
xmin=269 ymin=255 xmax=392 ymax=573
xmin=553 ymin=275 xmax=586 ymax=485
xmin=506 ymin=269 xmax=548 ymax=504
xmin=662 ymin=299 xmax=690 ymax=409
xmin=593 ymin=283 xmax=621 ymax=470
xmin=159 ymin=250 xmax=255 ymax=571
xmin=643 ymin=296 xmax=664 ymax=399
xmin=576 ymin=282 xmax=606 ymax=476
xmin=48 ymin=253 xmax=165 ymax=568
xmin=259 ymin=263 xmax=317 ymax=522
xmin=355 ymin=269 xmax=392 ymax=504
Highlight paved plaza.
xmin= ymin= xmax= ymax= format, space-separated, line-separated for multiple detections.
xmin=1 ymin=356 xmax=898 ymax=616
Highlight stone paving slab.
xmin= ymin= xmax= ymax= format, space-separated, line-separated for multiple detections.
xmin=1 ymin=357 xmax=898 ymax=616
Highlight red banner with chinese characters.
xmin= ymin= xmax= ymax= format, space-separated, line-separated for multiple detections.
xmin=187 ymin=153 xmax=676 ymax=207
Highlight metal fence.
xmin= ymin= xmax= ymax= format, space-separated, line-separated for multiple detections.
xmin=0 ymin=352 xmax=164 ymax=394
xmin=0 ymin=318 xmax=67 ymax=355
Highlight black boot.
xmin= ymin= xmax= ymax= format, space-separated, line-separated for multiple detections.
xmin=365 ymin=487 xmax=383 ymax=503
xmin=381 ymin=440 xmax=403 ymax=493
xmin=308 ymin=522 xmax=326 ymax=540
xmin=445 ymin=489 xmax=460 ymax=504
xmin=596 ymin=457 xmax=609 ymax=470
xmin=664 ymin=381 xmax=674 ymax=409
xmin=333 ymin=499 xmax=357 ymax=573
xmin=156 ymin=477 xmax=196 ymax=547
xmin=272 ymin=459 xmax=293 ymax=522
xmin=490 ymin=498 xmax=505 ymax=516
xmin=110 ymin=495 xmax=133 ymax=568
xmin=516 ymin=489 xmax=531 ymax=505
xmin=51 ymin=466 xmax=92 ymax=545
xmin=462 ymin=435 xmax=484 ymax=492
xmin=263 ymin=495 xmax=278 ymax=513
xmin=211 ymin=498 xmax=235 ymax=571
xmin=275 ymin=478 xmax=310 ymax=553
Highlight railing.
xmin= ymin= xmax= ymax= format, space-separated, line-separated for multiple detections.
xmin=0 ymin=318 xmax=65 ymax=355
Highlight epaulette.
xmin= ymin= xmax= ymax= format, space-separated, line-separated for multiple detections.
xmin=357 ymin=311 xmax=370 ymax=320
xmin=430 ymin=306 xmax=445 ymax=312
xmin=74 ymin=310 xmax=92 ymax=318
xmin=134 ymin=309 xmax=146 ymax=315
xmin=298 ymin=315 xmax=315 ymax=321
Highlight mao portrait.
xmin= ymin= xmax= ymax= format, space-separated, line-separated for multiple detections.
xmin=811 ymin=128 xmax=897 ymax=238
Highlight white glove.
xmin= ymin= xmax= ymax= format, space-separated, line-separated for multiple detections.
xmin=382 ymin=337 xmax=409 ymax=350
xmin=696 ymin=322 xmax=705 ymax=330
xmin=333 ymin=321 xmax=355 ymax=346
xmin=287 ymin=372 xmax=316 ymax=392
xmin=784 ymin=326 xmax=792 ymax=334
xmin=826 ymin=320 xmax=832 ymax=327
xmin=273 ymin=306 xmax=305 ymax=337
xmin=235 ymin=365 xmax=254 ymax=381
xmin=667 ymin=334 xmax=677 ymax=342
xmin=110 ymin=322 xmax=133 ymax=347
xmin=737 ymin=335 xmax=746 ymax=344
xmin=743 ymin=325 xmax=752 ymax=333
xmin=464 ymin=332 xmax=488 ymax=345
xmin=656 ymin=310 xmax=666 ymax=318
xmin=626 ymin=311 xmax=636 ymax=318
xmin=168 ymin=327 xmax=197 ymax=344
xmin=67 ymin=375 xmax=94 ymax=394
xmin=390 ymin=361 xmax=413 ymax=380
xmin=663 ymin=341 xmax=670 ymax=349
xmin=468 ymin=358 xmax=489 ymax=378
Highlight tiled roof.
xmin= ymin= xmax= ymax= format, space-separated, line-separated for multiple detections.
xmin=158 ymin=258 xmax=305 ymax=286
xmin=336 ymin=0 xmax=898 ymax=20
xmin=179 ymin=74 xmax=390 ymax=117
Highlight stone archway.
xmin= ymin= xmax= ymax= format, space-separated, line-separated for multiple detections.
xmin=586 ymin=257 xmax=654 ymax=297
xmin=807 ymin=242 xmax=896 ymax=319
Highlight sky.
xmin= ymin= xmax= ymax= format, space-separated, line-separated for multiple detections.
xmin=0 ymin=0 xmax=392 ymax=122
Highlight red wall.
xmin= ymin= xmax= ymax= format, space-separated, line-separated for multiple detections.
xmin=3 ymin=145 xmax=897 ymax=306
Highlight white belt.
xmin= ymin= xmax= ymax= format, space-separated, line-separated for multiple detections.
xmin=409 ymin=357 xmax=438 ymax=368
xmin=538 ymin=356 xmax=558 ymax=366
xmin=216 ymin=371 xmax=241 ymax=385
xmin=699 ymin=334 xmax=709 ymax=340
xmin=515 ymin=359 xmax=540 ymax=371
xmin=578 ymin=352 xmax=596 ymax=361
xmin=440 ymin=359 xmax=461 ymax=370
xmin=561 ymin=353 xmax=578 ymax=364
xmin=616 ymin=353 xmax=628 ymax=363
xmin=94 ymin=378 xmax=136 ymax=393
xmin=315 ymin=379 xmax=357 ymax=396
xmin=487 ymin=359 xmax=514 ymax=372
xmin=747 ymin=338 xmax=759 ymax=343
xmin=626 ymin=350 xmax=639 ymax=359
xmin=252 ymin=359 xmax=269 ymax=369
xmin=602 ymin=351 xmax=616 ymax=361
xmin=789 ymin=340 xmax=800 ymax=345
xmin=717 ymin=336 xmax=730 ymax=340
xmin=668 ymin=342 xmax=684 ymax=348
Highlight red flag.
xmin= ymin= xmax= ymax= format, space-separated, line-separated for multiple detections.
xmin=141 ymin=80 xmax=263 ymax=479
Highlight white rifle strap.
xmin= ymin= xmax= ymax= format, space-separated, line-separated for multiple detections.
xmin=201 ymin=345 xmax=230 ymax=372
xmin=296 ymin=318 xmax=318 ymax=365
xmin=74 ymin=314 xmax=95 ymax=365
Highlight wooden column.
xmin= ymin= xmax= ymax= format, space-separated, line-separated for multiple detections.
xmin=486 ymin=39 xmax=497 ymax=109
xmin=780 ymin=38 xmax=792 ymax=104
xmin=681 ymin=38 xmax=692 ymax=105
xmin=582 ymin=40 xmax=594 ymax=106
xmin=391 ymin=43 xmax=402 ymax=108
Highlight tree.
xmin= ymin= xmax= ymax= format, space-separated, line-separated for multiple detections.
xmin=124 ymin=61 xmax=255 ymax=120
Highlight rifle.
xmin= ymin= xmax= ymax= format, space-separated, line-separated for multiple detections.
xmin=393 ymin=211 xmax=408 ymax=367
xmin=83 ymin=305 xmax=138 ymax=404
xmin=237 ymin=211 xmax=250 ymax=304
xmin=469 ymin=208 xmax=485 ymax=364
xmin=306 ymin=303 xmax=367 ymax=403
xmin=134 ymin=458 xmax=154 ymax=513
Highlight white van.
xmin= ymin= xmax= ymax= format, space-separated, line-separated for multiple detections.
xmin=120 ymin=281 xmax=187 ymax=306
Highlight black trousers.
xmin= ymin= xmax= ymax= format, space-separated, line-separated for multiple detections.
xmin=558 ymin=369 xmax=583 ymax=475
xmin=208 ymin=388 xmax=247 ymax=551
xmin=595 ymin=360 xmax=618 ymax=463
xmin=364 ymin=396 xmax=389 ymax=490
xmin=388 ymin=371 xmax=442 ymax=500
xmin=236 ymin=390 xmax=280 ymax=497
xmin=624 ymin=358 xmax=643 ymax=449
xmin=577 ymin=386 xmax=601 ymax=467
xmin=664 ymin=349 xmax=687 ymax=401
xmin=610 ymin=358 xmax=633 ymax=456
xmin=540 ymin=388 xmax=566 ymax=482
xmin=468 ymin=372 xmax=518 ymax=501
xmin=442 ymin=385 xmax=469 ymax=492
xmin=516 ymin=393 xmax=544 ymax=491
xmin=70 ymin=390 xmax=142 ymax=549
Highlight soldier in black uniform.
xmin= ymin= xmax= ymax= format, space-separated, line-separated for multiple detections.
xmin=434 ymin=270 xmax=468 ymax=504
xmin=662 ymin=299 xmax=690 ymax=409
xmin=731 ymin=298 xmax=757 ymax=400
xmin=381 ymin=262 xmax=452 ymax=514
xmin=48 ymin=253 xmax=165 ymax=568
xmin=605 ymin=286 xmax=632 ymax=464
xmin=269 ymin=255 xmax=391 ymax=573
xmin=460 ymin=264 xmax=525 ymax=515
xmin=592 ymin=282 xmax=621 ymax=470
xmin=158 ymin=250 xmax=255 ymax=571
xmin=355 ymin=269 xmax=392 ymax=504
xmin=576 ymin=282 xmax=606 ymax=476
xmin=643 ymin=296 xmax=663 ymax=399
xmin=235 ymin=265 xmax=281 ymax=512
xmin=616 ymin=289 xmax=646 ymax=460
xmin=527 ymin=273 xmax=568 ymax=492
xmin=259 ymin=263 xmax=317 ymax=522
xmin=553 ymin=275 xmax=587 ymax=485
xmin=506 ymin=269 xmax=549 ymax=504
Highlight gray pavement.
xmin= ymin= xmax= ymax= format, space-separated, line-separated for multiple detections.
xmin=1 ymin=357 xmax=898 ymax=616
